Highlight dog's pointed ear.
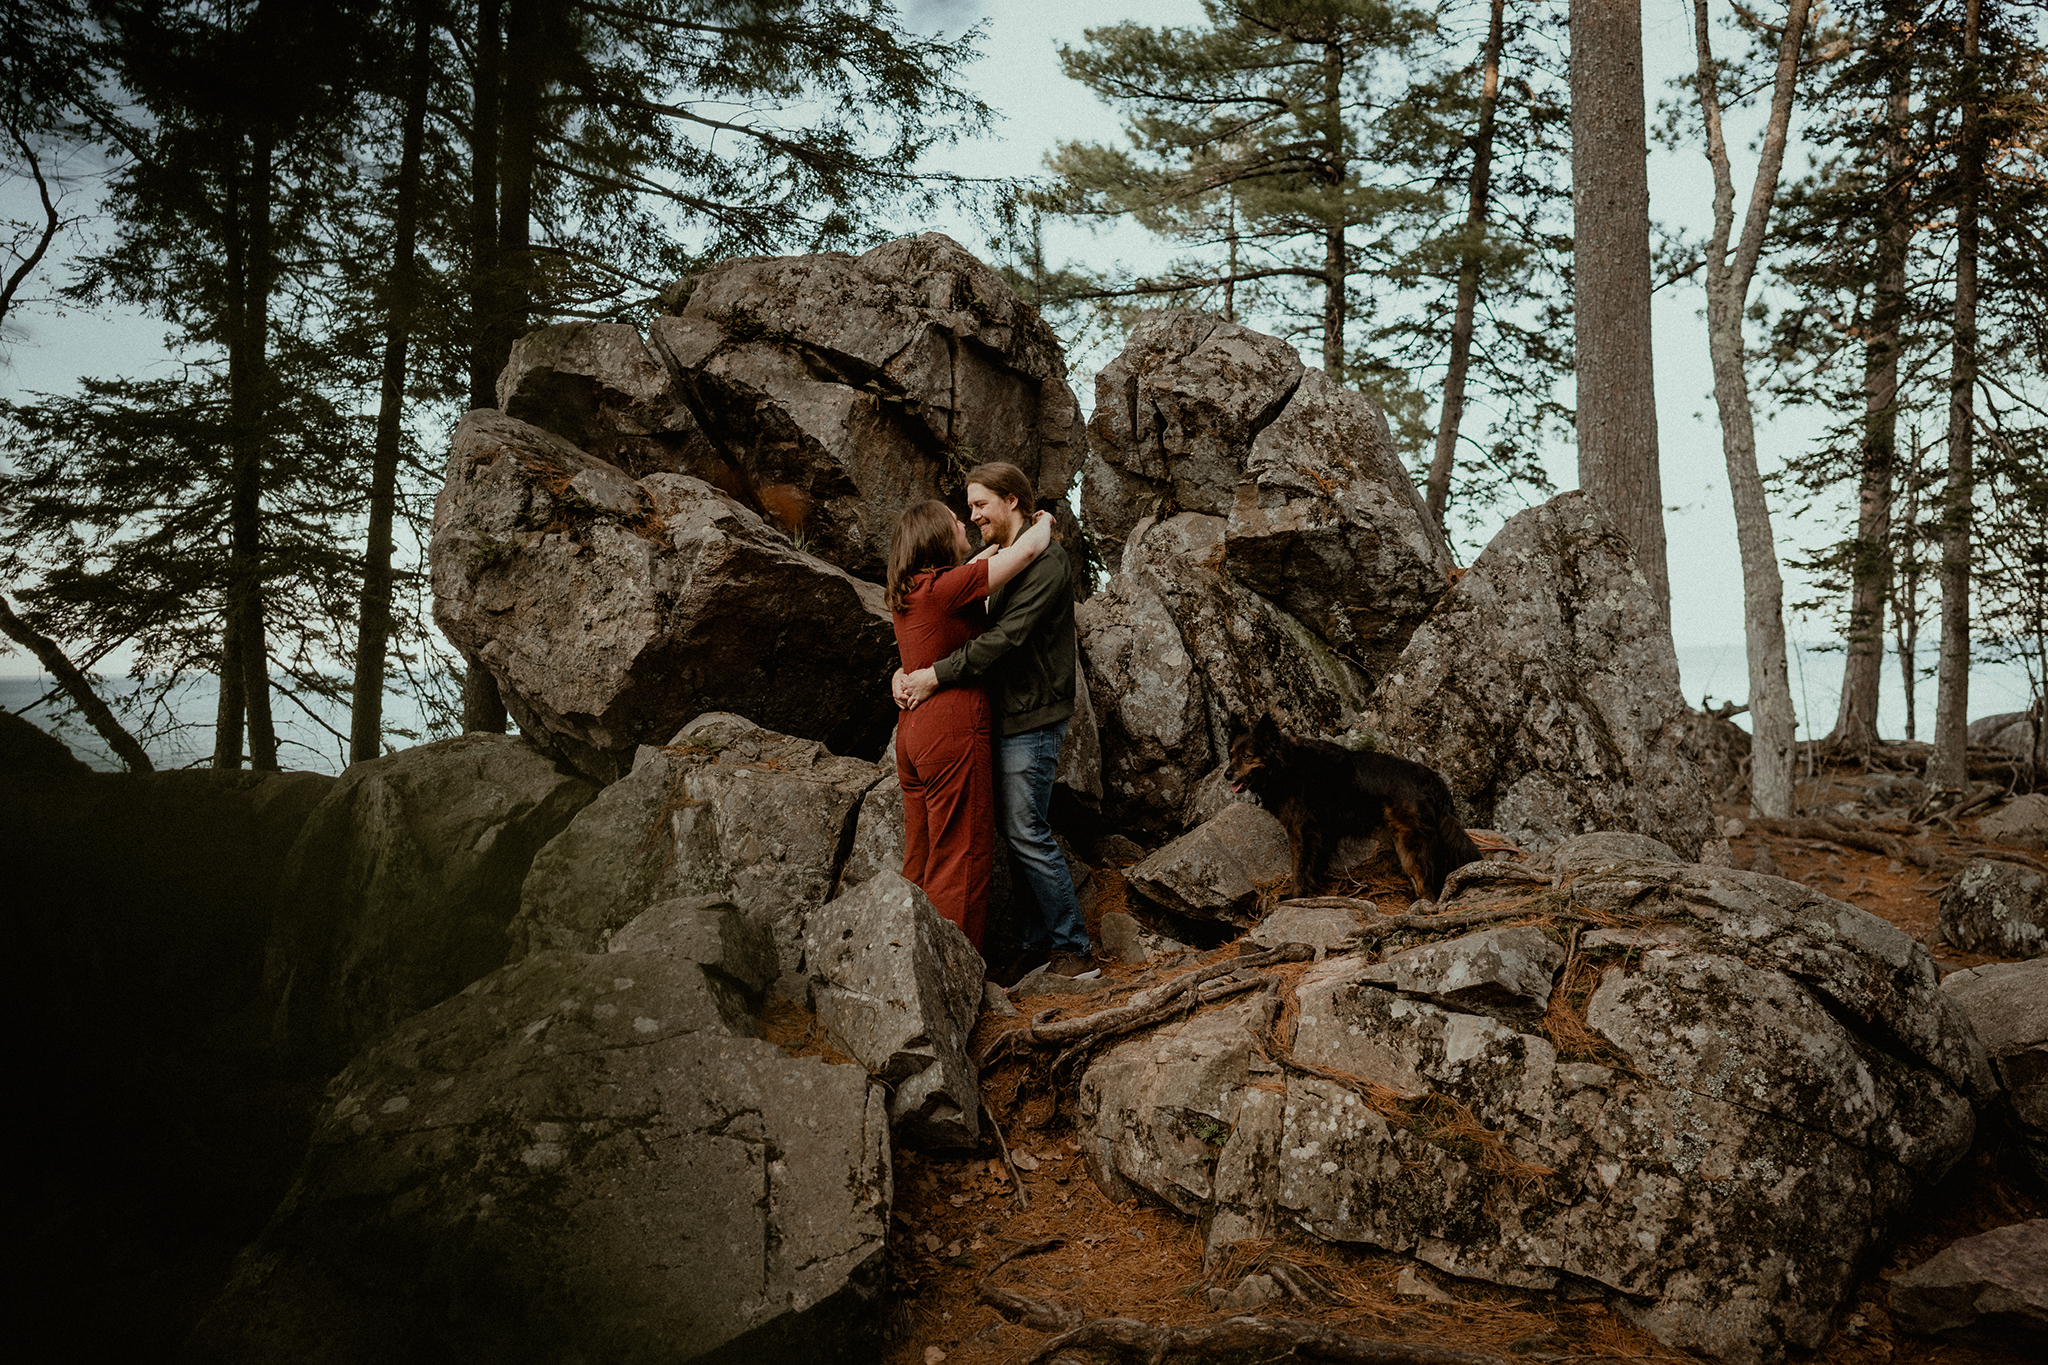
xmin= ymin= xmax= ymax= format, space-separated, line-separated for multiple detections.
xmin=1252 ymin=711 xmax=1279 ymax=745
xmin=1228 ymin=713 xmax=1248 ymax=742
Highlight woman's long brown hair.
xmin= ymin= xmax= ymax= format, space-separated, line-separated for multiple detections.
xmin=886 ymin=500 xmax=963 ymax=613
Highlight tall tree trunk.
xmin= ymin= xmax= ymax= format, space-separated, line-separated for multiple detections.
xmin=237 ymin=122 xmax=278 ymax=770
xmin=1828 ymin=16 xmax=1913 ymax=752
xmin=350 ymin=0 xmax=432 ymax=766
xmin=1929 ymin=0 xmax=1982 ymax=792
xmin=1569 ymin=0 xmax=1669 ymax=622
xmin=1692 ymin=0 xmax=1811 ymax=818
xmin=1894 ymin=427 xmax=1925 ymax=741
xmin=213 ymin=606 xmax=245 ymax=768
xmin=1320 ymin=36 xmax=1347 ymax=383
xmin=467 ymin=0 xmax=501 ymax=411
xmin=0 ymin=594 xmax=154 ymax=772
xmin=1426 ymin=0 xmax=1505 ymax=533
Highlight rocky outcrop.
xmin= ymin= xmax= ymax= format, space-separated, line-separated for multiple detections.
xmin=1938 ymin=858 xmax=2048 ymax=957
xmin=496 ymin=320 xmax=724 ymax=481
xmin=183 ymin=899 xmax=892 ymax=1365
xmin=1978 ymin=793 xmax=2048 ymax=851
xmin=1124 ymin=801 xmax=1293 ymax=924
xmin=807 ymin=872 xmax=984 ymax=1147
xmin=511 ymin=714 xmax=885 ymax=984
xmin=1543 ymin=831 xmax=1682 ymax=878
xmin=430 ymin=413 xmax=898 ymax=781
xmin=1365 ymin=493 xmax=1718 ymax=858
xmin=1077 ymin=862 xmax=1990 ymax=1365
xmin=264 ymin=734 xmax=597 ymax=1069
xmin=1943 ymin=958 xmax=2048 ymax=1183
xmin=1079 ymin=513 xmax=1370 ymax=837
xmin=1888 ymin=1220 xmax=2048 ymax=1337
xmin=649 ymin=233 xmax=1084 ymax=579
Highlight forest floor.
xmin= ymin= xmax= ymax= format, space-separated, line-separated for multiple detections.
xmin=877 ymin=762 xmax=2044 ymax=1365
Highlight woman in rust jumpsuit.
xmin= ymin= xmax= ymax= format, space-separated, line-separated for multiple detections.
xmin=884 ymin=500 xmax=1053 ymax=954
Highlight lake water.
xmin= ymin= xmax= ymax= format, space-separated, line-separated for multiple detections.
xmin=4 ymin=644 xmax=2038 ymax=774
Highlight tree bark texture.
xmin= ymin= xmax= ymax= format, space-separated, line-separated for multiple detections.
xmin=1321 ymin=37 xmax=1347 ymax=384
xmin=1569 ymin=0 xmax=1669 ymax=623
xmin=467 ymin=0 xmax=502 ymax=411
xmin=1692 ymin=0 xmax=1810 ymax=818
xmin=350 ymin=0 xmax=432 ymax=766
xmin=1929 ymin=0 xmax=1981 ymax=792
xmin=1829 ymin=26 xmax=1912 ymax=752
xmin=0 ymin=594 xmax=154 ymax=773
xmin=1426 ymin=0 xmax=1505 ymax=533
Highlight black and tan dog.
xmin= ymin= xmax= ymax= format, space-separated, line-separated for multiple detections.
xmin=1225 ymin=713 xmax=1481 ymax=902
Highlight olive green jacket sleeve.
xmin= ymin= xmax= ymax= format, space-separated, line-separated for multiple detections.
xmin=931 ymin=546 xmax=1067 ymax=688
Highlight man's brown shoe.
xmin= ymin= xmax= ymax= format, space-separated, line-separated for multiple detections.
xmin=1048 ymin=951 xmax=1102 ymax=981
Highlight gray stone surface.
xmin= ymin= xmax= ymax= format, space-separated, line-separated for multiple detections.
xmin=264 ymin=735 xmax=597 ymax=1069
xmin=184 ymin=936 xmax=892 ymax=1365
xmin=1939 ymin=858 xmax=2048 ymax=958
xmin=496 ymin=320 xmax=720 ymax=480
xmin=430 ymin=412 xmax=898 ymax=782
xmin=1978 ymin=793 xmax=2048 ymax=851
xmin=806 ymin=871 xmax=984 ymax=1148
xmin=1356 ymin=925 xmax=1565 ymax=1012
xmin=511 ymin=713 xmax=886 ymax=982
xmin=1889 ymin=1220 xmax=2048 ymax=1337
xmin=1098 ymin=910 xmax=1190 ymax=965
xmin=1943 ymin=958 xmax=2048 ymax=1181
xmin=1078 ymin=861 xmax=1990 ymax=1365
xmin=1249 ymin=903 xmax=1370 ymax=957
xmin=1364 ymin=493 xmax=1718 ymax=859
xmin=606 ymin=895 xmax=777 ymax=996
xmin=837 ymin=764 xmax=905 ymax=889
xmin=1544 ymin=831 xmax=1682 ymax=878
xmin=1125 ymin=800 xmax=1294 ymax=924
xmin=1079 ymin=513 xmax=1369 ymax=838
xmin=649 ymin=233 xmax=1084 ymax=580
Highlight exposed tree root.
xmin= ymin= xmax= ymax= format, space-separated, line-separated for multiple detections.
xmin=1277 ymin=897 xmax=1590 ymax=939
xmin=1023 ymin=944 xmax=1312 ymax=1046
xmin=986 ymin=1302 xmax=1521 ymax=1364
xmin=982 ymin=1100 xmax=1030 ymax=1212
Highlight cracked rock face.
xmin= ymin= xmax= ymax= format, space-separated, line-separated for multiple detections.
xmin=808 ymin=871 xmax=984 ymax=1148
xmin=185 ymin=900 xmax=892 ymax=1365
xmin=511 ymin=714 xmax=886 ymax=984
xmin=496 ymin=320 xmax=725 ymax=482
xmin=1938 ymin=858 xmax=2048 ymax=958
xmin=430 ymin=412 xmax=898 ymax=782
xmin=1364 ymin=492 xmax=1717 ymax=858
xmin=1943 ymin=958 xmax=2048 ymax=1183
xmin=1077 ymin=863 xmax=1988 ymax=1364
xmin=1079 ymin=513 xmax=1370 ymax=838
xmin=650 ymin=232 xmax=1084 ymax=579
xmin=263 ymin=734 xmax=597 ymax=1070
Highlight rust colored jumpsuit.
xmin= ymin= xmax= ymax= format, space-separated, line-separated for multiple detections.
xmin=893 ymin=560 xmax=993 ymax=952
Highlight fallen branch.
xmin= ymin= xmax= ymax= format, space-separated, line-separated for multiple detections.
xmin=981 ymin=1100 xmax=1030 ymax=1212
xmin=976 ymin=1281 xmax=1083 ymax=1333
xmin=1019 ymin=1312 xmax=1520 ymax=1364
xmin=1284 ymin=900 xmax=1590 ymax=939
xmin=980 ymin=1235 xmax=1062 ymax=1285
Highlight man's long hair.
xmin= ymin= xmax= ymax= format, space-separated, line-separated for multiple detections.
xmin=963 ymin=462 xmax=1034 ymax=519
xmin=886 ymin=500 xmax=963 ymax=613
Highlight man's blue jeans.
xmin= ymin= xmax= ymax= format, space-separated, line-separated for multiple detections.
xmin=996 ymin=720 xmax=1089 ymax=956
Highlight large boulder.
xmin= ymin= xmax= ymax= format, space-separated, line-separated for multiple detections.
xmin=496 ymin=320 xmax=725 ymax=482
xmin=1077 ymin=863 xmax=1991 ymax=1365
xmin=264 ymin=734 xmax=597 ymax=1070
xmin=182 ymin=900 xmax=893 ymax=1365
xmin=1888 ymin=1220 xmax=2048 ymax=1338
xmin=1124 ymin=801 xmax=1293 ymax=924
xmin=1364 ymin=492 xmax=1718 ymax=858
xmin=510 ymin=714 xmax=887 ymax=985
xmin=648 ymin=233 xmax=1085 ymax=579
xmin=806 ymin=872 xmax=983 ymax=1147
xmin=430 ymin=412 xmax=898 ymax=782
xmin=1943 ymin=958 xmax=2048 ymax=1182
xmin=1082 ymin=312 xmax=1452 ymax=683
xmin=1938 ymin=858 xmax=2048 ymax=958
xmin=1079 ymin=513 xmax=1370 ymax=838
xmin=1978 ymin=793 xmax=2048 ymax=851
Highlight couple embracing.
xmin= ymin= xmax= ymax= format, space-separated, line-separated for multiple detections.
xmin=884 ymin=461 xmax=1097 ymax=985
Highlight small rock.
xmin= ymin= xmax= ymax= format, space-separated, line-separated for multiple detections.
xmin=1356 ymin=924 xmax=1565 ymax=1012
xmin=1395 ymin=1266 xmax=1456 ymax=1303
xmin=1097 ymin=910 xmax=1153 ymax=965
xmin=1939 ymin=859 xmax=2048 ymax=958
xmin=1010 ymin=972 xmax=1112 ymax=1002
xmin=1545 ymin=831 xmax=1681 ymax=877
xmin=1249 ymin=904 xmax=1367 ymax=958
xmin=1750 ymin=844 xmax=1785 ymax=878
xmin=1208 ymin=1272 xmax=1283 ymax=1313
xmin=983 ymin=981 xmax=1018 ymax=1019
xmin=1889 ymin=1219 xmax=2048 ymax=1336
xmin=1125 ymin=801 xmax=1293 ymax=923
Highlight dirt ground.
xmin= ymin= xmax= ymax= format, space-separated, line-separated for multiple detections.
xmin=864 ymin=766 xmax=2045 ymax=1365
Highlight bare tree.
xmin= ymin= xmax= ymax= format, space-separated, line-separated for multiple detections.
xmin=1569 ymin=0 xmax=1670 ymax=622
xmin=1691 ymin=0 xmax=1812 ymax=817
xmin=0 ymin=593 xmax=152 ymax=772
